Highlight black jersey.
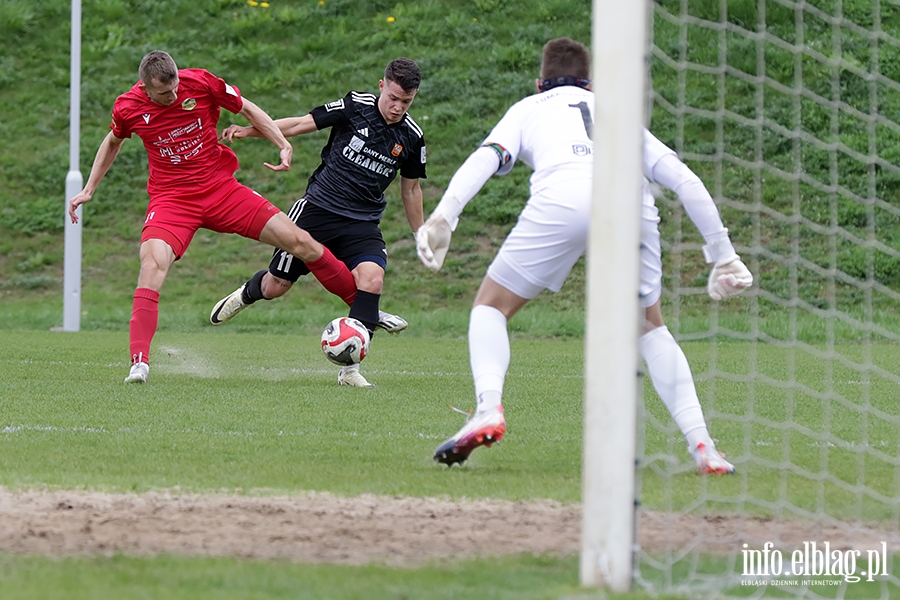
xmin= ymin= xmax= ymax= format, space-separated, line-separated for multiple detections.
xmin=305 ymin=90 xmax=427 ymax=221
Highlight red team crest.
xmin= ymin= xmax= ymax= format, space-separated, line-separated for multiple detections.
xmin=391 ymin=143 xmax=403 ymax=156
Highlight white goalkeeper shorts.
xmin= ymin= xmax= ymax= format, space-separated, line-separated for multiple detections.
xmin=487 ymin=177 xmax=591 ymax=300
xmin=639 ymin=203 xmax=663 ymax=309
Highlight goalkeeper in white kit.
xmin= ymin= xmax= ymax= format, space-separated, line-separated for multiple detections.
xmin=416 ymin=37 xmax=752 ymax=472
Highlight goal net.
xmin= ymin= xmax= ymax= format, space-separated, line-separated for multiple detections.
xmin=634 ymin=0 xmax=900 ymax=597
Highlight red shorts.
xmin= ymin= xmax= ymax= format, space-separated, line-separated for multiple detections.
xmin=141 ymin=178 xmax=280 ymax=259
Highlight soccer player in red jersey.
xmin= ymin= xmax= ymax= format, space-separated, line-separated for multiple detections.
xmin=68 ymin=50 xmax=357 ymax=383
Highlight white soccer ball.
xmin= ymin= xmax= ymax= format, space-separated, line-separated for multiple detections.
xmin=321 ymin=317 xmax=371 ymax=366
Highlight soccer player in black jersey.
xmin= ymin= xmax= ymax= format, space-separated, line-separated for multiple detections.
xmin=210 ymin=58 xmax=427 ymax=387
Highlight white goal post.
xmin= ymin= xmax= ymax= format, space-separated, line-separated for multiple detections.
xmin=63 ymin=0 xmax=83 ymax=332
xmin=581 ymin=0 xmax=647 ymax=591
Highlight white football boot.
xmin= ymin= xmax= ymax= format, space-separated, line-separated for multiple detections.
xmin=124 ymin=361 xmax=149 ymax=384
xmin=210 ymin=284 xmax=248 ymax=325
xmin=691 ymin=442 xmax=736 ymax=475
xmin=338 ymin=364 xmax=374 ymax=387
xmin=376 ymin=310 xmax=408 ymax=334
xmin=434 ymin=405 xmax=506 ymax=466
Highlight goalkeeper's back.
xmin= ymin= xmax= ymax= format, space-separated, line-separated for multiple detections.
xmin=483 ymin=85 xmax=594 ymax=195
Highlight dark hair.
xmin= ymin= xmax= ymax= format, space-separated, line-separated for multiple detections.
xmin=139 ymin=51 xmax=178 ymax=85
xmin=540 ymin=37 xmax=590 ymax=80
xmin=384 ymin=57 xmax=421 ymax=92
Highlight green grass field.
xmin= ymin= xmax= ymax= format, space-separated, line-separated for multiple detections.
xmin=0 ymin=328 xmax=630 ymax=600
xmin=0 ymin=330 xmax=586 ymax=499
xmin=4 ymin=330 xmax=899 ymax=516
xmin=3 ymin=0 xmax=900 ymax=597
xmin=2 ymin=329 xmax=900 ymax=598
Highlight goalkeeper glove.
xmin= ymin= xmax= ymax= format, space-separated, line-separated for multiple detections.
xmin=416 ymin=214 xmax=452 ymax=271
xmin=703 ymin=238 xmax=753 ymax=300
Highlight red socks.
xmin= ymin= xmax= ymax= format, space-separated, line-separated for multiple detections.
xmin=129 ymin=287 xmax=160 ymax=365
xmin=128 ymin=250 xmax=352 ymax=367
xmin=306 ymin=246 xmax=357 ymax=306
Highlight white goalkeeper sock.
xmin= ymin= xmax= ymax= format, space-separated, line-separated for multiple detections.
xmin=469 ymin=305 xmax=508 ymax=413
xmin=639 ymin=326 xmax=712 ymax=450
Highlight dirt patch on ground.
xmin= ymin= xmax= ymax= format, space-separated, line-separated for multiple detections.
xmin=1 ymin=488 xmax=897 ymax=566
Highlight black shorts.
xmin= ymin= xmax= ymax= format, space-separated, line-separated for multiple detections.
xmin=268 ymin=198 xmax=387 ymax=282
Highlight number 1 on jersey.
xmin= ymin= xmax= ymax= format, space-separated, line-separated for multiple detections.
xmin=568 ymin=101 xmax=593 ymax=140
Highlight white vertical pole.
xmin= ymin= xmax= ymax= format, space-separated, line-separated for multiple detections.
xmin=63 ymin=0 xmax=83 ymax=332
xmin=580 ymin=0 xmax=647 ymax=591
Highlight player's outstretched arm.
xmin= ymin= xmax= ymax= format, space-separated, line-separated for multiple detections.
xmin=647 ymin=140 xmax=752 ymax=300
xmin=69 ymin=131 xmax=126 ymax=224
xmin=238 ymin=98 xmax=293 ymax=172
xmin=221 ymin=115 xmax=318 ymax=144
xmin=416 ymin=145 xmax=502 ymax=271
xmin=276 ymin=114 xmax=318 ymax=138
xmin=401 ymin=177 xmax=425 ymax=233
xmin=219 ymin=124 xmax=254 ymax=143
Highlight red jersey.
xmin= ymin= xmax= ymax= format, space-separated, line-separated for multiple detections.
xmin=110 ymin=68 xmax=244 ymax=195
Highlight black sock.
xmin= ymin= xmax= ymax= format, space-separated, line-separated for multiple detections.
xmin=241 ymin=270 xmax=269 ymax=304
xmin=349 ymin=290 xmax=379 ymax=338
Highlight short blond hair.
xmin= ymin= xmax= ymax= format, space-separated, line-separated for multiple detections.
xmin=139 ymin=51 xmax=178 ymax=85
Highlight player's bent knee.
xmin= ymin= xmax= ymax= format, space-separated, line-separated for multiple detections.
xmin=352 ymin=264 xmax=385 ymax=293
xmin=354 ymin=274 xmax=384 ymax=293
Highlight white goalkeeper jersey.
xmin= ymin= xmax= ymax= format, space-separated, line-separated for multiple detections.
xmin=643 ymin=130 xmax=677 ymax=185
xmin=439 ymin=86 xmax=725 ymax=244
xmin=642 ymin=129 xmax=727 ymax=243
xmin=483 ymin=85 xmax=594 ymax=195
